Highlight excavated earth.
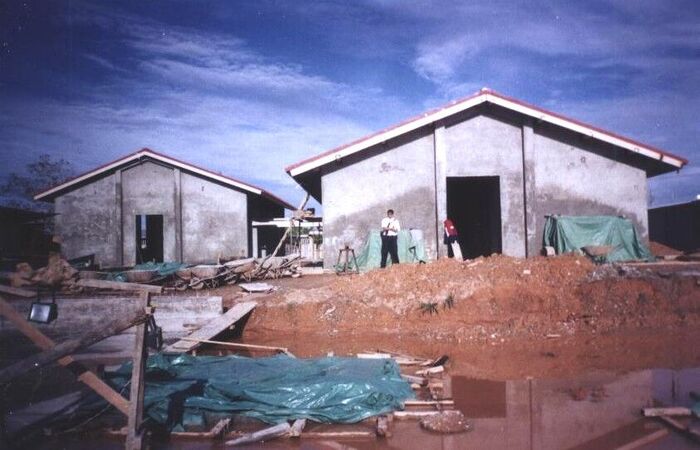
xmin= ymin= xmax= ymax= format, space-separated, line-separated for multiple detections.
xmin=244 ymin=255 xmax=700 ymax=342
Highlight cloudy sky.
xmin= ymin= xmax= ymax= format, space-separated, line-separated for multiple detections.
xmin=1 ymin=0 xmax=698 ymax=209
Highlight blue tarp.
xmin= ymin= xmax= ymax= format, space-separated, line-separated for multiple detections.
xmin=106 ymin=354 xmax=414 ymax=430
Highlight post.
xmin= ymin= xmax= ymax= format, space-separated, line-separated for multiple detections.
xmin=126 ymin=291 xmax=151 ymax=450
xmin=521 ymin=121 xmax=535 ymax=257
xmin=174 ymin=168 xmax=183 ymax=262
xmin=433 ymin=124 xmax=447 ymax=259
xmin=116 ymin=169 xmax=124 ymax=266
xmin=252 ymin=227 xmax=259 ymax=258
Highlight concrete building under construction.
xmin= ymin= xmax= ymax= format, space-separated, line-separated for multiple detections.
xmin=286 ymin=89 xmax=687 ymax=267
xmin=34 ymin=149 xmax=293 ymax=268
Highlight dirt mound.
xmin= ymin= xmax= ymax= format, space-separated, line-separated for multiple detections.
xmin=648 ymin=240 xmax=682 ymax=257
xmin=247 ymin=255 xmax=700 ymax=341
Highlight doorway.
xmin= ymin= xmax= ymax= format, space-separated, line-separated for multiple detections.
xmin=135 ymin=215 xmax=163 ymax=264
xmin=446 ymin=176 xmax=502 ymax=259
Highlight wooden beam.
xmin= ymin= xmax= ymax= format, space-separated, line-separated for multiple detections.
xmin=225 ymin=422 xmax=291 ymax=446
xmin=642 ymin=407 xmax=693 ymax=417
xmin=0 ymin=285 xmax=35 ymax=298
xmin=76 ymin=279 xmax=162 ymax=294
xmin=126 ymin=291 xmax=151 ymax=450
xmin=126 ymin=292 xmax=151 ymax=449
xmin=0 ymin=296 xmax=129 ymax=415
xmin=615 ymin=428 xmax=668 ymax=450
xmin=166 ymin=301 xmax=257 ymax=353
xmin=177 ymin=337 xmax=289 ymax=354
xmin=0 ymin=307 xmax=146 ymax=385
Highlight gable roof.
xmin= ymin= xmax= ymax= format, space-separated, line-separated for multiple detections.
xmin=286 ymin=88 xmax=688 ymax=178
xmin=34 ymin=148 xmax=295 ymax=210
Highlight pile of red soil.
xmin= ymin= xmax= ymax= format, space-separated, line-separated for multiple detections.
xmin=247 ymin=255 xmax=700 ymax=342
xmin=648 ymin=240 xmax=682 ymax=257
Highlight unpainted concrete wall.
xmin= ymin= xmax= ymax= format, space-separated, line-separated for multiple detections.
xmin=55 ymin=174 xmax=119 ymax=267
xmin=181 ymin=172 xmax=248 ymax=263
xmin=442 ymin=111 xmax=526 ymax=257
xmin=319 ymin=106 xmax=653 ymax=266
xmin=321 ymin=128 xmax=437 ymax=268
xmin=530 ymin=125 xmax=649 ymax=254
xmin=55 ymin=158 xmax=275 ymax=267
xmin=122 ymin=161 xmax=177 ymax=266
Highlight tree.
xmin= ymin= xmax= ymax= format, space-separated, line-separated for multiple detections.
xmin=0 ymin=154 xmax=76 ymax=212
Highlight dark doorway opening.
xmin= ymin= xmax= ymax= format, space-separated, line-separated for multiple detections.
xmin=135 ymin=215 xmax=163 ymax=263
xmin=446 ymin=176 xmax=502 ymax=259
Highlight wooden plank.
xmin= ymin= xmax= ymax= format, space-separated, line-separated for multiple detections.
xmin=225 ymin=422 xmax=291 ymax=446
xmin=404 ymin=399 xmax=454 ymax=407
xmin=177 ymin=337 xmax=291 ymax=355
xmin=290 ymin=419 xmax=306 ymax=437
xmin=393 ymin=411 xmax=440 ymax=419
xmin=657 ymin=415 xmax=700 ymax=441
xmin=0 ymin=296 xmax=129 ymax=415
xmin=166 ymin=301 xmax=257 ymax=353
xmin=76 ymin=278 xmax=162 ymax=294
xmin=0 ymin=306 xmax=146 ymax=384
xmin=0 ymin=285 xmax=35 ymax=298
xmin=642 ymin=407 xmax=693 ymax=417
xmin=615 ymin=429 xmax=669 ymax=450
xmin=126 ymin=292 xmax=150 ymax=450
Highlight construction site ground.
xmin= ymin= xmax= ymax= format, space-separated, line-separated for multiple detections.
xmin=3 ymin=254 xmax=700 ymax=448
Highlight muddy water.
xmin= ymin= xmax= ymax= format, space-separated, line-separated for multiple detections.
xmin=31 ymin=329 xmax=700 ymax=449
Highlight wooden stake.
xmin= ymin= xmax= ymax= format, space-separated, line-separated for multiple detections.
xmin=126 ymin=291 xmax=150 ymax=450
xmin=0 ymin=296 xmax=129 ymax=415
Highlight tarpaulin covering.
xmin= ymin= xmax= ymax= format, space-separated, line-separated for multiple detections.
xmin=107 ymin=262 xmax=188 ymax=282
xmin=106 ymin=354 xmax=414 ymax=430
xmin=338 ymin=229 xmax=427 ymax=272
xmin=543 ymin=215 xmax=654 ymax=263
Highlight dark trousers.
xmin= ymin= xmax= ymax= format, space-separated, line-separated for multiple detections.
xmin=380 ymin=235 xmax=399 ymax=268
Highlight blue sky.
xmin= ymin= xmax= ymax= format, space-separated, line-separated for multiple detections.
xmin=1 ymin=0 xmax=698 ymax=209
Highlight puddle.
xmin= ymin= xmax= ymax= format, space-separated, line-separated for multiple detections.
xmin=26 ymin=366 xmax=700 ymax=450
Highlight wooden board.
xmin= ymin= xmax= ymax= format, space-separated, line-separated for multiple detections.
xmin=166 ymin=301 xmax=257 ymax=353
xmin=76 ymin=278 xmax=163 ymax=293
xmin=0 ymin=284 xmax=35 ymax=298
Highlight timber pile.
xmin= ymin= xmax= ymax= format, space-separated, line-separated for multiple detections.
xmin=172 ymin=254 xmax=301 ymax=291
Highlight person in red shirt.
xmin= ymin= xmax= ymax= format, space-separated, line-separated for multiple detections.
xmin=443 ymin=218 xmax=459 ymax=258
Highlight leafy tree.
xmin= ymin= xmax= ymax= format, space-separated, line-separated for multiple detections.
xmin=0 ymin=154 xmax=76 ymax=212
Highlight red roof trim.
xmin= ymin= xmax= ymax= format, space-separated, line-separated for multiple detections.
xmin=485 ymin=90 xmax=689 ymax=165
xmin=286 ymin=88 xmax=688 ymax=174
xmin=35 ymin=148 xmax=295 ymax=210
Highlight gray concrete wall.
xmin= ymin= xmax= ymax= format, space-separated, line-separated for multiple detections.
xmin=181 ymin=172 xmax=248 ymax=263
xmin=321 ymin=128 xmax=437 ymax=268
xmin=319 ymin=105 xmax=652 ymax=265
xmin=55 ymin=174 xmax=119 ymax=267
xmin=442 ymin=111 xmax=527 ymax=257
xmin=122 ymin=161 xmax=177 ymax=266
xmin=529 ymin=125 xmax=649 ymax=254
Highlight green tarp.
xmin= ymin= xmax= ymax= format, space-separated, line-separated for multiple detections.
xmin=107 ymin=262 xmax=188 ymax=282
xmin=106 ymin=353 xmax=414 ymax=430
xmin=543 ymin=215 xmax=654 ymax=263
xmin=338 ymin=229 xmax=426 ymax=272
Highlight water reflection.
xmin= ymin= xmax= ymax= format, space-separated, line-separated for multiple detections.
xmin=386 ymin=368 xmax=700 ymax=450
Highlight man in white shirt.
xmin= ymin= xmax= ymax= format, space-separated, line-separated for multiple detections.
xmin=380 ymin=209 xmax=400 ymax=268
